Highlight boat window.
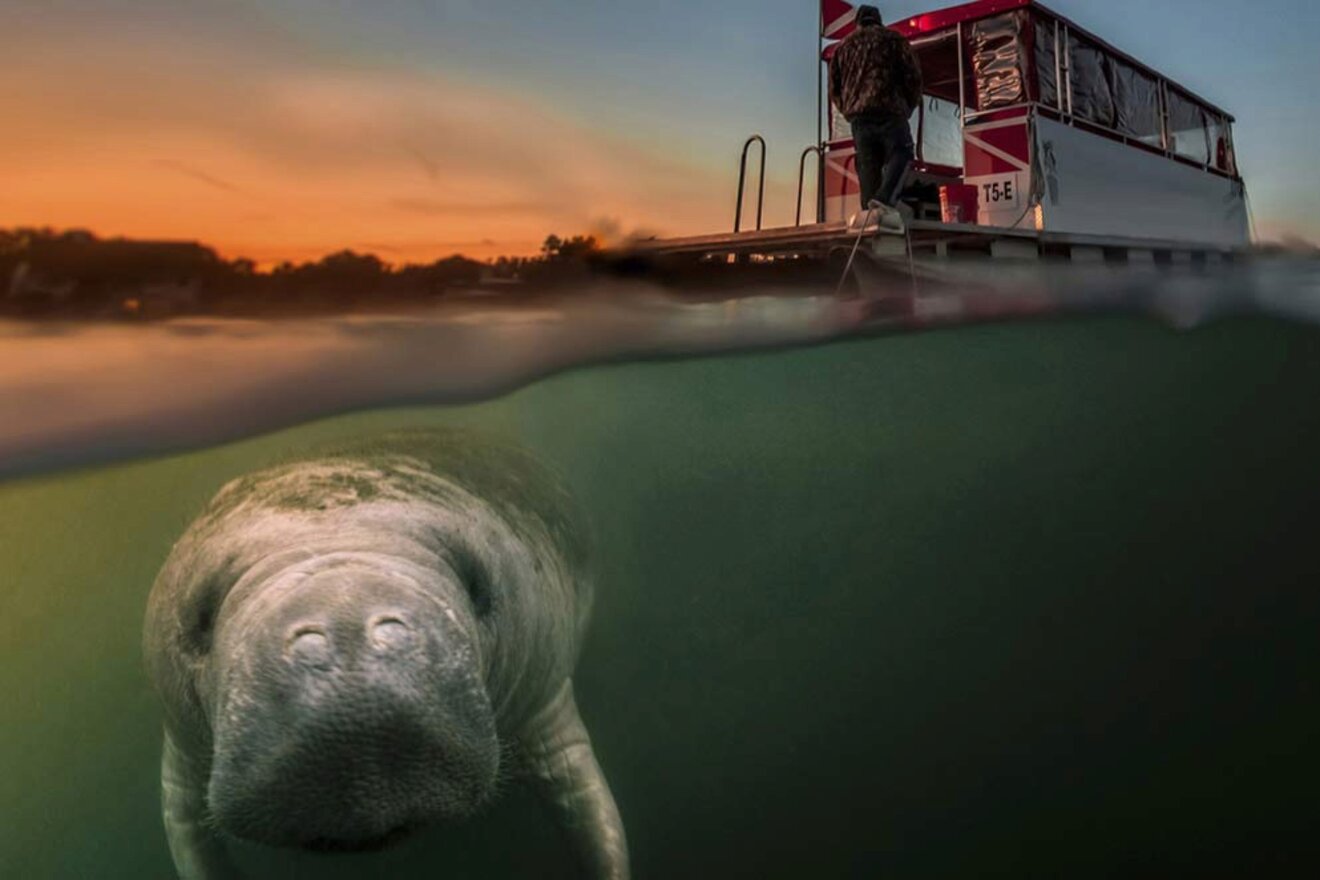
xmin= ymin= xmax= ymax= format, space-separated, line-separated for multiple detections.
xmin=1068 ymin=33 xmax=1116 ymax=128
xmin=920 ymin=96 xmax=964 ymax=169
xmin=1207 ymin=114 xmax=1235 ymax=174
xmin=970 ymin=12 xmax=1028 ymax=110
xmin=1108 ymin=59 xmax=1163 ymax=147
xmin=1167 ymin=89 xmax=1210 ymax=165
xmin=911 ymin=30 xmax=964 ymax=106
xmin=1035 ymin=18 xmax=1059 ymax=109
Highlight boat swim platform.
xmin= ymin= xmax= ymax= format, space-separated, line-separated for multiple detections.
xmin=622 ymin=220 xmax=1244 ymax=266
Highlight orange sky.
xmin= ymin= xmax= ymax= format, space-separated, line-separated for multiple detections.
xmin=0 ymin=28 xmax=738 ymax=266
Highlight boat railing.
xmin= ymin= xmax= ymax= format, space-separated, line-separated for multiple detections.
xmin=796 ymin=145 xmax=824 ymax=227
xmin=734 ymin=134 xmax=767 ymax=233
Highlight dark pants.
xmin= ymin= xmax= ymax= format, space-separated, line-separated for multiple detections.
xmin=851 ymin=115 xmax=915 ymax=209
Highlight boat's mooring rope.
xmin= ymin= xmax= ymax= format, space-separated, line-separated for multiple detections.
xmin=833 ymin=204 xmax=880 ymax=298
xmin=903 ymin=222 xmax=919 ymax=298
xmin=834 ymin=204 xmax=920 ymax=301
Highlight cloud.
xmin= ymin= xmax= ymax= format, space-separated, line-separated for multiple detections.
xmin=153 ymin=160 xmax=247 ymax=195
xmin=388 ymin=198 xmax=549 ymax=217
xmin=405 ymin=147 xmax=443 ymax=183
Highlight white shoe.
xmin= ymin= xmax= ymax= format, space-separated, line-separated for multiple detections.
xmin=864 ymin=199 xmax=907 ymax=232
xmin=876 ymin=205 xmax=906 ymax=232
xmin=847 ymin=210 xmax=877 ymax=231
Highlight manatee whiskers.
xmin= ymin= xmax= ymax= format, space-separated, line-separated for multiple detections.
xmin=144 ymin=429 xmax=630 ymax=879
xmin=300 ymin=822 xmax=419 ymax=854
xmin=487 ymin=735 xmax=527 ymax=802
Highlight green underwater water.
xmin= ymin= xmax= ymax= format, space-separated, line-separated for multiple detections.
xmin=2 ymin=315 xmax=1319 ymax=878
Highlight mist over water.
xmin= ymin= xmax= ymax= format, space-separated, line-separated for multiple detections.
xmin=2 ymin=258 xmax=1318 ymax=482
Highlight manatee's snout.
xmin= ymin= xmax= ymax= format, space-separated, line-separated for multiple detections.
xmin=207 ymin=563 xmax=499 ymax=850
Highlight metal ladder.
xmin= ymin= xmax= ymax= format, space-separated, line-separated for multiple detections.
xmin=734 ymin=135 xmax=829 ymax=232
xmin=733 ymin=135 xmax=767 ymax=233
xmin=796 ymin=145 xmax=825 ymax=227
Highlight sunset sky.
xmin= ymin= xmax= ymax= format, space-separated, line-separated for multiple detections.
xmin=3 ymin=0 xmax=1318 ymax=264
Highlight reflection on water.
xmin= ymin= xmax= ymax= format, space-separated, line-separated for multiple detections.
xmin=2 ymin=261 xmax=1320 ymax=877
xmin=0 ymin=283 xmax=857 ymax=480
xmin=2 ymin=259 xmax=1319 ymax=481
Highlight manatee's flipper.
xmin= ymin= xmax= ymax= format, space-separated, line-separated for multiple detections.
xmin=161 ymin=732 xmax=241 ymax=880
xmin=522 ymin=682 xmax=630 ymax=880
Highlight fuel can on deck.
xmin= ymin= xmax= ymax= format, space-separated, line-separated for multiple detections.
xmin=940 ymin=185 xmax=980 ymax=225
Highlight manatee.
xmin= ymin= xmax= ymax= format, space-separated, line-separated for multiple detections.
xmin=142 ymin=430 xmax=629 ymax=879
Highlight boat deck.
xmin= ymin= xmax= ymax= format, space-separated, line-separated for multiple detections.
xmin=625 ymin=220 xmax=1243 ymax=265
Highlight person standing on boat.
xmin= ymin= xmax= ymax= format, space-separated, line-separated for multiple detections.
xmin=829 ymin=5 xmax=922 ymax=230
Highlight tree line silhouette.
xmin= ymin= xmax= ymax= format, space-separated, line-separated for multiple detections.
xmin=0 ymin=228 xmax=603 ymax=318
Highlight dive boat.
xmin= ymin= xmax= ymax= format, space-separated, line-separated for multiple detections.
xmin=630 ymin=0 xmax=1250 ymax=269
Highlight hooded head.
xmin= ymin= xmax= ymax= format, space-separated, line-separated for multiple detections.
xmin=856 ymin=5 xmax=883 ymax=27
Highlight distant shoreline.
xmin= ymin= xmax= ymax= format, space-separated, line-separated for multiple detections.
xmin=1 ymin=228 xmax=606 ymax=321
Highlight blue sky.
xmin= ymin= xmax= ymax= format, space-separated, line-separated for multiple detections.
xmin=3 ymin=0 xmax=1317 ymax=258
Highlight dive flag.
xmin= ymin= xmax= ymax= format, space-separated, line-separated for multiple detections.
xmin=822 ymin=0 xmax=857 ymax=41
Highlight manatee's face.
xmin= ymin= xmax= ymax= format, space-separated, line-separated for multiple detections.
xmin=203 ymin=554 xmax=498 ymax=851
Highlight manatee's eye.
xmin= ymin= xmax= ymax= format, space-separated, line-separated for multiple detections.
xmin=187 ymin=576 xmax=226 ymax=655
xmin=452 ymin=551 xmax=493 ymax=618
xmin=190 ymin=602 xmax=217 ymax=654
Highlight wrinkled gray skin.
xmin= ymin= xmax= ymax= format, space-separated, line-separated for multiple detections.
xmin=143 ymin=430 xmax=628 ymax=879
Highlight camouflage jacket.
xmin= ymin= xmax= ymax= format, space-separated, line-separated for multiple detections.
xmin=829 ymin=24 xmax=923 ymax=122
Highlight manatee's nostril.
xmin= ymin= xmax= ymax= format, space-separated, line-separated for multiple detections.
xmin=286 ymin=626 xmax=333 ymax=668
xmin=369 ymin=616 xmax=413 ymax=651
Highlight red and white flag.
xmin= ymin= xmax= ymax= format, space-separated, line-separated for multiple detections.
xmin=822 ymin=0 xmax=857 ymax=41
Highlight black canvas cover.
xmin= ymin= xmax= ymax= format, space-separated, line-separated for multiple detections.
xmin=970 ymin=12 xmax=1028 ymax=110
xmin=1068 ymin=34 xmax=1115 ymax=127
xmin=1035 ymin=17 xmax=1059 ymax=108
xmin=1109 ymin=59 xmax=1162 ymax=144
